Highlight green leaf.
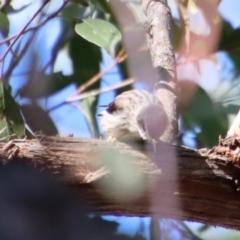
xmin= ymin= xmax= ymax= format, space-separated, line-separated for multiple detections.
xmin=68 ymin=0 xmax=88 ymax=5
xmin=221 ymin=104 xmax=240 ymax=114
xmin=227 ymin=51 xmax=240 ymax=75
xmin=61 ymin=3 xmax=93 ymax=20
xmin=61 ymin=0 xmax=112 ymax=21
xmin=218 ymin=21 xmax=240 ymax=74
xmin=81 ymin=96 xmax=99 ymax=137
xmin=172 ymin=20 xmax=183 ymax=50
xmin=93 ymin=0 xmax=112 ymax=14
xmin=75 ymin=19 xmax=121 ymax=56
xmin=69 ymin=34 xmax=101 ymax=137
xmin=219 ymin=20 xmax=240 ymax=52
xmin=69 ymin=34 xmax=102 ymax=83
xmin=20 ymin=104 xmax=58 ymax=135
xmin=0 ymin=82 xmax=26 ymax=140
xmin=181 ymin=84 xmax=228 ymax=147
xmin=0 ymin=10 xmax=9 ymax=37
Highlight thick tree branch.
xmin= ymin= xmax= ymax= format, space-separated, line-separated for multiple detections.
xmin=142 ymin=0 xmax=178 ymax=142
xmin=1 ymin=136 xmax=240 ymax=230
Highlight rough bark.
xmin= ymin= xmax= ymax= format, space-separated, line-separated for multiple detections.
xmin=142 ymin=0 xmax=178 ymax=142
xmin=1 ymin=136 xmax=240 ymax=230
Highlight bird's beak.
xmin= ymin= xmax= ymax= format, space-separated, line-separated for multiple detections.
xmin=97 ymin=113 xmax=102 ymax=117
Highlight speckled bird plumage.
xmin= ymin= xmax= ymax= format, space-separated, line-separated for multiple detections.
xmin=98 ymin=90 xmax=167 ymax=142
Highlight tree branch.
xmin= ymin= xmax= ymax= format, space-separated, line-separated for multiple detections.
xmin=142 ymin=0 xmax=178 ymax=142
xmin=1 ymin=136 xmax=240 ymax=230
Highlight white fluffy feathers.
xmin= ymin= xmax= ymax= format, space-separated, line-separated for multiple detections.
xmin=98 ymin=90 xmax=167 ymax=142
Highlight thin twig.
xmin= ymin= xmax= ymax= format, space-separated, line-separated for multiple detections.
xmin=0 ymin=0 xmax=68 ymax=47
xmin=47 ymin=78 xmax=134 ymax=113
xmin=66 ymin=78 xmax=134 ymax=102
xmin=0 ymin=0 xmax=50 ymax=63
xmin=3 ymin=31 xmax=34 ymax=82
xmin=69 ymin=102 xmax=89 ymax=119
xmin=69 ymin=50 xmax=127 ymax=98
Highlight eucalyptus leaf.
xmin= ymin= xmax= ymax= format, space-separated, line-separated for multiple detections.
xmin=181 ymin=84 xmax=228 ymax=147
xmin=0 ymin=82 xmax=26 ymax=140
xmin=69 ymin=34 xmax=101 ymax=137
xmin=75 ymin=19 xmax=121 ymax=56
xmin=81 ymin=96 xmax=99 ymax=137
xmin=69 ymin=34 xmax=102 ymax=83
xmin=0 ymin=10 xmax=9 ymax=37
xmin=61 ymin=3 xmax=93 ymax=20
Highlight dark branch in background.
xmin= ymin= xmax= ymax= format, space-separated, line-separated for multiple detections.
xmin=0 ymin=0 xmax=69 ymax=80
xmin=3 ymin=31 xmax=34 ymax=82
xmin=3 ymin=1 xmax=49 ymax=81
xmin=0 ymin=0 xmax=50 ymax=62
xmin=46 ymin=78 xmax=134 ymax=114
xmin=46 ymin=53 xmax=128 ymax=113
xmin=0 ymin=0 xmax=68 ymax=47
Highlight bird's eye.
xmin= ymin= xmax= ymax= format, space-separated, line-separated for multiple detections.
xmin=106 ymin=102 xmax=117 ymax=114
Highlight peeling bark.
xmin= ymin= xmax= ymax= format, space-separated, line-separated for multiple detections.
xmin=1 ymin=136 xmax=240 ymax=230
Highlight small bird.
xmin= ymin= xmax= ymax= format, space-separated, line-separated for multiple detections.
xmin=98 ymin=90 xmax=168 ymax=145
